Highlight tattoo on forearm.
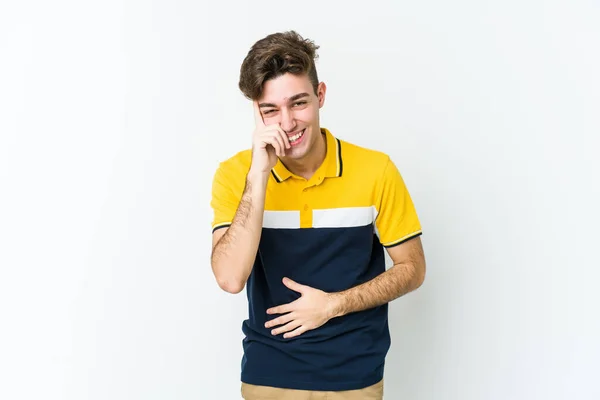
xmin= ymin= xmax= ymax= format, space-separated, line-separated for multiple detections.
xmin=235 ymin=178 xmax=253 ymax=229
xmin=211 ymin=178 xmax=256 ymax=265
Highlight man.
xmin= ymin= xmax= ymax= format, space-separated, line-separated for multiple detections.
xmin=210 ymin=31 xmax=426 ymax=400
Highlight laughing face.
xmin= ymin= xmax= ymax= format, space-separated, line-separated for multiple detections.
xmin=258 ymin=73 xmax=326 ymax=165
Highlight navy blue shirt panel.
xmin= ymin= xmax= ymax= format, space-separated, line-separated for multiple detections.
xmin=240 ymin=224 xmax=391 ymax=391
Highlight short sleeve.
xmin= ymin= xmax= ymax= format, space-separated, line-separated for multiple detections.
xmin=374 ymin=157 xmax=422 ymax=247
xmin=210 ymin=163 xmax=240 ymax=232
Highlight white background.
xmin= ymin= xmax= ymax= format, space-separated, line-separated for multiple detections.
xmin=1 ymin=0 xmax=599 ymax=399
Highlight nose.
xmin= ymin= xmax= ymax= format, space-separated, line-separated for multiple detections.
xmin=279 ymin=107 xmax=296 ymax=133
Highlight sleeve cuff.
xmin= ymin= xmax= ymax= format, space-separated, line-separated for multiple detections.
xmin=211 ymin=222 xmax=231 ymax=233
xmin=382 ymin=230 xmax=422 ymax=248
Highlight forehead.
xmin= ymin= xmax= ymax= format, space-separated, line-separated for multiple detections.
xmin=260 ymin=73 xmax=313 ymax=103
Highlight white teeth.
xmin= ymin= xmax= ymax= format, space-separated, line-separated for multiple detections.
xmin=289 ymin=129 xmax=304 ymax=142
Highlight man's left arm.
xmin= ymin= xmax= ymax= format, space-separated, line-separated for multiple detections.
xmin=264 ymin=237 xmax=425 ymax=338
xmin=329 ymin=236 xmax=426 ymax=318
xmin=265 ymin=156 xmax=424 ymax=338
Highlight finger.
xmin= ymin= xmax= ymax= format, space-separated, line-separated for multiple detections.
xmin=253 ymin=100 xmax=265 ymax=127
xmin=263 ymin=130 xmax=285 ymax=157
xmin=264 ymin=312 xmax=295 ymax=329
xmin=282 ymin=277 xmax=308 ymax=294
xmin=283 ymin=325 xmax=308 ymax=339
xmin=263 ymin=135 xmax=284 ymax=158
xmin=264 ymin=125 xmax=289 ymax=151
xmin=267 ymin=301 xmax=294 ymax=315
xmin=272 ymin=319 xmax=302 ymax=336
xmin=276 ymin=126 xmax=291 ymax=149
xmin=257 ymin=133 xmax=281 ymax=157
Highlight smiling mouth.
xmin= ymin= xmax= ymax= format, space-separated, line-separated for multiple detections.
xmin=288 ymin=129 xmax=305 ymax=145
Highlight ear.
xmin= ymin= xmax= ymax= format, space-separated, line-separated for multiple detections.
xmin=317 ymin=81 xmax=327 ymax=109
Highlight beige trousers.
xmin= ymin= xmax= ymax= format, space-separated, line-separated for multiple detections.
xmin=241 ymin=379 xmax=383 ymax=399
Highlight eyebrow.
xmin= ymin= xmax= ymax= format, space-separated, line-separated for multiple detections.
xmin=259 ymin=92 xmax=310 ymax=108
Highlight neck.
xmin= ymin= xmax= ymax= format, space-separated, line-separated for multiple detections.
xmin=281 ymin=130 xmax=327 ymax=180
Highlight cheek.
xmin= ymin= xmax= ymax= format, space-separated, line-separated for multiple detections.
xmin=295 ymin=108 xmax=317 ymax=123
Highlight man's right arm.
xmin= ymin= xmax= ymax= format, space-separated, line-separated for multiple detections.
xmin=210 ymin=100 xmax=289 ymax=294
xmin=211 ymin=170 xmax=269 ymax=294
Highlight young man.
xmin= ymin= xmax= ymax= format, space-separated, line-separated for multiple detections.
xmin=210 ymin=31 xmax=426 ymax=400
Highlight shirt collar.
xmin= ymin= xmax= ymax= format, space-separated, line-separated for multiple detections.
xmin=271 ymin=127 xmax=343 ymax=183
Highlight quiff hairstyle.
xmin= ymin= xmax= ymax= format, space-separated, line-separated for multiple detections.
xmin=238 ymin=31 xmax=320 ymax=100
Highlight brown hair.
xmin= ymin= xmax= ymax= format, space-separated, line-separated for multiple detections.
xmin=238 ymin=31 xmax=320 ymax=100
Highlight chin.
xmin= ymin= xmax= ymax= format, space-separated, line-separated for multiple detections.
xmin=283 ymin=148 xmax=307 ymax=161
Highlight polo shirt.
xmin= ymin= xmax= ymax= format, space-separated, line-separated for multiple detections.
xmin=210 ymin=127 xmax=422 ymax=391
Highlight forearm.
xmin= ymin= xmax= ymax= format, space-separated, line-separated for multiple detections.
xmin=331 ymin=262 xmax=424 ymax=317
xmin=211 ymin=171 xmax=268 ymax=293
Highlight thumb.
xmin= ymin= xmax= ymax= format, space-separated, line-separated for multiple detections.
xmin=282 ymin=277 xmax=307 ymax=293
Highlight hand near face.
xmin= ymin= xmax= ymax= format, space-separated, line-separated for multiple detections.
xmin=265 ymin=278 xmax=339 ymax=339
xmin=249 ymin=100 xmax=290 ymax=174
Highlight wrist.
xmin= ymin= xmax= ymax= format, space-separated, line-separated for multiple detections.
xmin=327 ymin=292 xmax=346 ymax=319
xmin=246 ymin=168 xmax=269 ymax=186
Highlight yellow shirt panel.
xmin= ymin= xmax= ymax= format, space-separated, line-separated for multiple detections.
xmin=210 ymin=132 xmax=422 ymax=247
